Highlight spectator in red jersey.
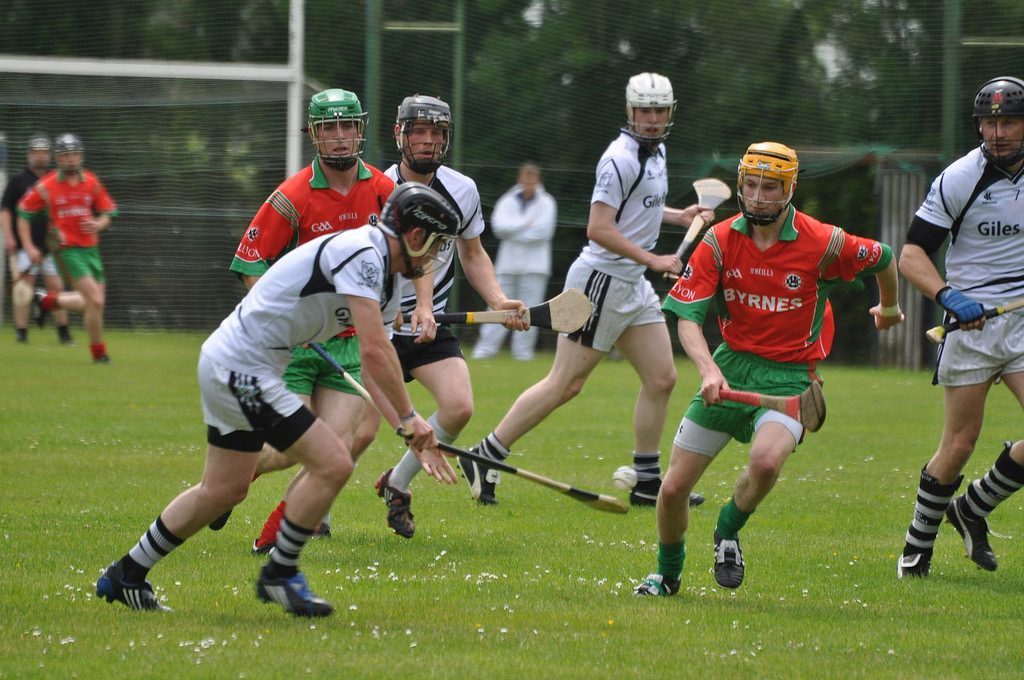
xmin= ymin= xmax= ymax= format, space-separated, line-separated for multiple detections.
xmin=18 ymin=133 xmax=117 ymax=363
xmin=634 ymin=141 xmax=902 ymax=597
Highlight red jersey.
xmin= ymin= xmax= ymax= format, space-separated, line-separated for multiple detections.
xmin=230 ymin=159 xmax=394 ymax=278
xmin=663 ymin=207 xmax=892 ymax=364
xmin=17 ymin=169 xmax=118 ymax=248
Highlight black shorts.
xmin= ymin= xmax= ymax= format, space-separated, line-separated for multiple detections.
xmin=392 ymin=326 xmax=465 ymax=382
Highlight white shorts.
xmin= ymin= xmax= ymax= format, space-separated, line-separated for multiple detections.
xmin=198 ymin=351 xmax=305 ymax=438
xmin=936 ymin=311 xmax=1024 ymax=386
xmin=12 ymin=251 xmax=59 ymax=278
xmin=564 ymin=259 xmax=664 ymax=352
xmin=674 ymin=411 xmax=802 ymax=458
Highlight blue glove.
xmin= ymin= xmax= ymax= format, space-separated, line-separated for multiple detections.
xmin=936 ymin=286 xmax=985 ymax=323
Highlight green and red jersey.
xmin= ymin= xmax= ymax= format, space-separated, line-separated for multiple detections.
xmin=663 ymin=207 xmax=893 ymax=364
xmin=230 ymin=159 xmax=394 ymax=279
xmin=17 ymin=169 xmax=118 ymax=248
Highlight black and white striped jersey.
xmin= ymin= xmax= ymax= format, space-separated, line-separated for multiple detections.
xmin=581 ymin=131 xmax=669 ymax=281
xmin=916 ymin=147 xmax=1024 ymax=306
xmin=385 ymin=164 xmax=485 ymax=336
xmin=202 ymin=226 xmax=399 ymax=374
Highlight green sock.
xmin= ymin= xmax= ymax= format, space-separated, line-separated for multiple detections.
xmin=716 ymin=497 xmax=752 ymax=540
xmin=656 ymin=541 xmax=685 ymax=581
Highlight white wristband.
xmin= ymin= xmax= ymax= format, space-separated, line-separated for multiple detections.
xmin=880 ymin=303 xmax=901 ymax=317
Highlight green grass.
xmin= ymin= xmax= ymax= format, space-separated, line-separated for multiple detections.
xmin=1 ymin=329 xmax=1022 ymax=678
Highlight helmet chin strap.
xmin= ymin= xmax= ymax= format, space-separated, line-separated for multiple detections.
xmin=980 ymin=140 xmax=1024 ymax=168
xmin=321 ymin=155 xmax=357 ymax=171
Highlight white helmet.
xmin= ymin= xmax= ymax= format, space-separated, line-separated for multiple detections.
xmin=625 ymin=72 xmax=676 ymax=143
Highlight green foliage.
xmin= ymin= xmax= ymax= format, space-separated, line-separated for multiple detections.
xmin=1 ymin=331 xmax=1022 ymax=676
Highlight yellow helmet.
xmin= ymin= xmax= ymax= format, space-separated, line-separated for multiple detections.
xmin=737 ymin=142 xmax=799 ymax=225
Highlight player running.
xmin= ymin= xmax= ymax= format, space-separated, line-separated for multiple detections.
xmin=634 ymin=142 xmax=902 ymax=596
xmin=896 ymin=76 xmax=1024 ymax=578
xmin=96 ymin=182 xmax=459 ymax=617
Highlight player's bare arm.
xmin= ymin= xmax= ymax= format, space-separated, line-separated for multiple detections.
xmin=16 ymin=216 xmax=42 ymax=263
xmin=898 ymin=242 xmax=947 ymax=301
xmin=80 ymin=214 xmax=111 ymax=235
xmin=900 ymin=241 xmax=985 ymax=332
xmin=869 ymin=257 xmax=906 ymax=330
xmin=405 ymin=272 xmax=438 ymax=342
xmin=349 ymin=295 xmax=456 ymax=484
xmin=587 ymin=201 xmax=680 ymax=275
xmin=676 ymin=317 xmax=728 ymax=404
xmin=457 ymin=236 xmax=528 ymax=331
xmin=662 ymin=204 xmax=715 ymax=228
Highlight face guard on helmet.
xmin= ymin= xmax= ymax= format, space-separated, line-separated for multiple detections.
xmin=53 ymin=133 xmax=84 ymax=173
xmin=307 ymin=89 xmax=367 ymax=171
xmin=394 ymin=95 xmax=453 ymax=175
xmin=625 ymin=72 xmax=676 ymax=144
xmin=379 ymin=182 xmax=459 ymax=278
xmin=973 ymin=76 xmax=1024 ymax=167
xmin=737 ymin=142 xmax=799 ymax=226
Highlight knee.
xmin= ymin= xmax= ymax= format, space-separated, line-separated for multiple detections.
xmin=322 ymin=449 xmax=355 ymax=487
xmin=649 ymin=368 xmax=677 ymax=396
xmin=746 ymin=455 xmax=783 ymax=484
xmin=660 ymin=470 xmax=691 ymax=501
xmin=442 ymin=400 xmax=474 ymax=432
xmin=208 ymin=481 xmax=250 ymax=509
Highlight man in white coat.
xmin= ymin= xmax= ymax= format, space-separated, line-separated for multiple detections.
xmin=473 ymin=162 xmax=558 ymax=361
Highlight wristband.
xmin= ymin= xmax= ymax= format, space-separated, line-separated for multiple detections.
xmin=879 ymin=303 xmax=901 ymax=317
xmin=395 ymin=410 xmax=417 ymax=440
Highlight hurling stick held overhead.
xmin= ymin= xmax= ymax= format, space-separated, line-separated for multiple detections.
xmin=719 ymin=382 xmax=826 ymax=432
xmin=306 ymin=342 xmax=627 ymax=514
xmin=925 ymin=296 xmax=1024 ymax=344
xmin=408 ymin=288 xmax=592 ymax=333
xmin=663 ymin=177 xmax=732 ymax=279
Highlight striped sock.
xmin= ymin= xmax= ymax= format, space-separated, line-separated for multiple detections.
xmin=716 ymin=497 xmax=752 ymax=540
xmin=125 ymin=516 xmax=184 ymax=582
xmin=962 ymin=441 xmax=1024 ymax=519
xmin=903 ymin=467 xmax=962 ymax=556
xmin=267 ymin=516 xmax=314 ymax=579
xmin=632 ymin=452 xmax=661 ymax=484
xmin=391 ymin=412 xmax=456 ymax=490
xmin=478 ymin=433 xmax=510 ymax=461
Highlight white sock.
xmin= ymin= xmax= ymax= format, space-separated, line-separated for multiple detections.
xmin=390 ymin=412 xmax=456 ymax=490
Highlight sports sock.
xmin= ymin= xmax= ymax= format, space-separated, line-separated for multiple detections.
xmin=962 ymin=441 xmax=1024 ymax=519
xmin=716 ymin=497 xmax=753 ymax=540
xmin=266 ymin=516 xmax=314 ymax=579
xmin=256 ymin=500 xmax=287 ymax=547
xmin=478 ymin=432 xmax=510 ymax=461
xmin=125 ymin=516 xmax=184 ymax=582
xmin=57 ymin=324 xmax=71 ymax=341
xmin=633 ymin=452 xmax=661 ymax=484
xmin=391 ymin=412 xmax=455 ymax=490
xmin=40 ymin=292 xmax=58 ymax=312
xmin=15 ymin=328 xmax=27 ymax=342
xmin=656 ymin=541 xmax=685 ymax=581
xmin=90 ymin=342 xmax=107 ymax=360
xmin=903 ymin=467 xmax=962 ymax=556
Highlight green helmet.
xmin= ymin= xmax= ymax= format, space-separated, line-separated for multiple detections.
xmin=307 ymin=88 xmax=368 ymax=170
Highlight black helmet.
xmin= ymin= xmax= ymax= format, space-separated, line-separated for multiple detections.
xmin=380 ymin=182 xmax=459 ymax=256
xmin=53 ymin=133 xmax=84 ymax=154
xmin=973 ymin=76 xmax=1024 ymax=166
xmin=394 ymin=94 xmax=452 ymax=174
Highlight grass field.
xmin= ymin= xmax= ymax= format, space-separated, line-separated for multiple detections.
xmin=1 ymin=329 xmax=1022 ymax=678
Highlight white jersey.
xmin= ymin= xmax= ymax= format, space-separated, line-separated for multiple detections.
xmin=202 ymin=226 xmax=400 ymax=374
xmin=580 ymin=131 xmax=669 ymax=281
xmin=916 ymin=147 xmax=1024 ymax=306
xmin=385 ymin=164 xmax=485 ymax=336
